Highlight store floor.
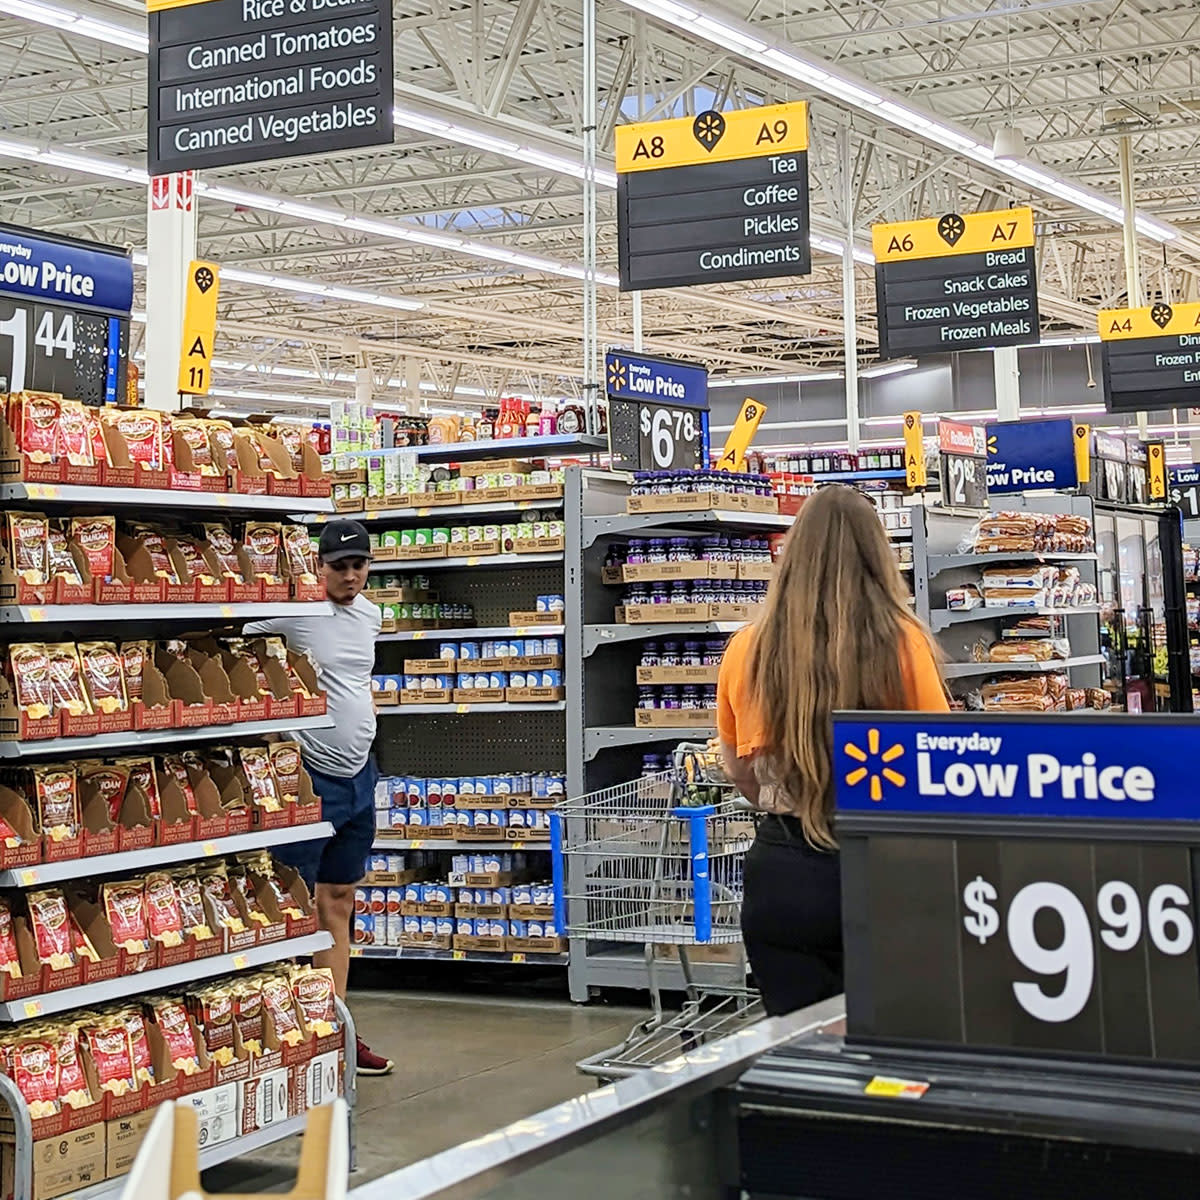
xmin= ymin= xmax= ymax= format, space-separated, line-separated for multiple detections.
xmin=204 ymin=970 xmax=644 ymax=1193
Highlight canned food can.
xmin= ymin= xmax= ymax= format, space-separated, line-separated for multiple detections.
xmin=439 ymin=642 xmax=458 ymax=660
xmin=541 ymin=669 xmax=562 ymax=688
xmin=459 ymin=642 xmax=479 ymax=661
xmin=490 ymin=672 xmax=508 ymax=689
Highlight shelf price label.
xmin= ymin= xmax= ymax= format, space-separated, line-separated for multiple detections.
xmin=23 ymin=1001 xmax=41 ymax=1019
xmin=452 ymin=950 xmax=466 ymax=961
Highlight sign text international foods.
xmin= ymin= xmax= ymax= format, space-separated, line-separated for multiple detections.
xmin=0 ymin=224 xmax=132 ymax=406
xmin=984 ymin=416 xmax=1077 ymax=493
xmin=872 ymin=207 xmax=1040 ymax=359
xmin=615 ymin=102 xmax=811 ymax=291
xmin=148 ymin=0 xmax=394 ymax=175
xmin=1099 ymin=300 xmax=1200 ymax=415
xmin=833 ymin=715 xmax=1200 ymax=820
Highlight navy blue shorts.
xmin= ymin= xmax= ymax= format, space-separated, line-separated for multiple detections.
xmin=274 ymin=758 xmax=377 ymax=891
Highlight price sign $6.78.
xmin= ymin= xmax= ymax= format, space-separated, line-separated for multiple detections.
xmin=639 ymin=403 xmax=703 ymax=471
xmin=962 ymin=874 xmax=1194 ymax=1024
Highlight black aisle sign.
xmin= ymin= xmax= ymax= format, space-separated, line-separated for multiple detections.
xmin=0 ymin=223 xmax=132 ymax=406
xmin=614 ymin=103 xmax=811 ymax=292
xmin=1100 ymin=301 xmax=1200 ymax=414
xmin=148 ymin=0 xmax=394 ymax=174
xmin=872 ymin=207 xmax=1040 ymax=359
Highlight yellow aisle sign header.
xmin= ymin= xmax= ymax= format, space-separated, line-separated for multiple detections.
xmin=177 ymin=260 xmax=220 ymax=396
xmin=873 ymin=207 xmax=1035 ymax=264
xmin=1148 ymin=441 xmax=1167 ymax=500
xmin=1098 ymin=301 xmax=1200 ymax=341
xmin=715 ymin=398 xmax=768 ymax=472
xmin=903 ymin=411 xmax=927 ymax=489
xmin=615 ymin=102 xmax=808 ymax=173
xmin=1074 ymin=424 xmax=1091 ymax=485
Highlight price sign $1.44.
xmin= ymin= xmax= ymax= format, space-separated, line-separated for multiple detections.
xmin=639 ymin=403 xmax=704 ymax=471
xmin=962 ymin=873 xmax=1194 ymax=1024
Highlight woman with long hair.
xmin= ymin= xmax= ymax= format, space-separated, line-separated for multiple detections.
xmin=717 ymin=485 xmax=948 ymax=1016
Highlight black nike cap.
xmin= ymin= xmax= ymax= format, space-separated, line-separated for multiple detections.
xmin=317 ymin=519 xmax=372 ymax=563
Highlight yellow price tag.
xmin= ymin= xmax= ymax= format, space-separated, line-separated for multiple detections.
xmin=23 ymin=1001 xmax=42 ymax=1018
xmin=413 ymin=631 xmax=426 ymax=640
xmin=220 ymin=605 xmax=234 ymax=618
xmin=410 ymin=840 xmax=424 ymax=849
xmin=513 ymin=627 xmax=527 ymax=635
xmin=202 ymin=842 xmax=218 ymax=856
xmin=19 ymin=869 xmax=38 ymax=886
xmin=216 ymin=494 xmax=233 ymax=506
xmin=27 ymin=608 xmax=45 ymax=622
xmin=864 ymin=1075 xmax=929 ymax=1099
xmin=232 ymin=954 xmax=248 ymax=970
xmin=511 ymin=841 xmax=525 ymax=850
xmin=417 ymin=508 xmax=431 ymax=517
xmin=456 ymin=704 xmax=469 ymax=714
xmin=511 ymin=953 xmax=526 ymax=964
xmin=452 ymin=950 xmax=466 ymax=960
xmin=26 ymin=484 xmax=56 ymax=500
xmin=466 ymin=557 xmax=479 ymax=566
xmin=350 ymin=948 xmax=362 ymax=958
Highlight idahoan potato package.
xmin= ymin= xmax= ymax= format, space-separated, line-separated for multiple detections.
xmin=27 ymin=890 xmax=74 ymax=969
xmin=78 ymin=641 xmax=128 ymax=715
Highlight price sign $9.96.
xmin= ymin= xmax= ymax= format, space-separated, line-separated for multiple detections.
xmin=639 ymin=403 xmax=704 ymax=471
xmin=962 ymin=873 xmax=1194 ymax=1024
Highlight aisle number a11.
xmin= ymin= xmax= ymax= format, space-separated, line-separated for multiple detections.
xmin=615 ymin=101 xmax=808 ymax=173
xmin=716 ymin=398 xmax=767 ymax=472
xmin=177 ymin=260 xmax=220 ymax=396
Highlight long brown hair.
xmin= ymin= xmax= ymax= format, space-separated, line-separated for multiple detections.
xmin=748 ymin=485 xmax=935 ymax=848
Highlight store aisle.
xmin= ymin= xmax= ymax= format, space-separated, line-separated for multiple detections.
xmin=205 ymin=987 xmax=643 ymax=1192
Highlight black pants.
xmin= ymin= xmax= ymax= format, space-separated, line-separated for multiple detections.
xmin=741 ymin=815 xmax=843 ymax=1016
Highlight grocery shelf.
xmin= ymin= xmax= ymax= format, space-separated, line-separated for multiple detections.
xmin=0 ymin=601 xmax=332 ymax=625
xmin=372 ymin=837 xmax=551 ymax=851
xmin=369 ymin=551 xmax=563 ymax=573
xmin=584 ymin=621 xmax=745 ymax=656
xmin=927 ymin=551 xmax=1099 ymax=574
xmin=585 ymin=508 xmax=794 ymax=544
xmin=308 ymin=498 xmax=558 ymax=524
xmin=411 ymin=433 xmax=607 ymax=463
xmin=351 ymin=945 xmax=567 ymax=965
xmin=378 ymin=702 xmax=566 ymax=715
xmin=2 ymin=931 xmax=333 ymax=1020
xmin=377 ymin=624 xmax=564 ymax=644
xmin=0 ymin=822 xmax=335 ymax=887
xmin=72 ymin=1115 xmax=311 ymax=1200
xmin=0 ymin=714 xmax=334 ymax=760
xmin=930 ymin=604 xmax=1103 ymax=632
xmin=585 ymin=723 xmax=715 ymax=759
xmin=941 ymin=654 xmax=1107 ymax=680
xmin=0 ymin=482 xmax=333 ymax=513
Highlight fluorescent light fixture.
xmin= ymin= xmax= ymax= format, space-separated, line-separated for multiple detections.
xmin=859 ymin=360 xmax=919 ymax=378
xmin=0 ymin=0 xmax=146 ymax=48
xmin=710 ymin=371 xmax=844 ymax=387
xmin=611 ymin=0 xmax=1181 ymax=245
xmin=1040 ymin=334 xmax=1100 ymax=347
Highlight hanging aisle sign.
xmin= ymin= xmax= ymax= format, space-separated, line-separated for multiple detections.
xmin=605 ymin=351 xmax=709 ymax=471
xmin=615 ymin=102 xmax=811 ymax=292
xmin=0 ymin=223 xmax=132 ymax=406
xmin=872 ymin=207 xmax=1040 ymax=358
xmin=147 ymin=0 xmax=394 ymax=174
xmin=1099 ymin=301 xmax=1200 ymax=414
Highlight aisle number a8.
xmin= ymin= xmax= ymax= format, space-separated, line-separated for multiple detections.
xmin=641 ymin=406 xmax=698 ymax=468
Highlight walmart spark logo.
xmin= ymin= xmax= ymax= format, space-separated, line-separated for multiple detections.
xmin=607 ymin=358 xmax=627 ymax=392
xmin=987 ymin=433 xmax=998 ymax=455
xmin=843 ymin=728 xmax=906 ymax=802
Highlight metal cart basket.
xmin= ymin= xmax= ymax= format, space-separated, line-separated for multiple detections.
xmin=551 ymin=745 xmax=763 ymax=1079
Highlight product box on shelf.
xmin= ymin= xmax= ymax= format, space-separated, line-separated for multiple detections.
xmin=625 ymin=491 xmax=778 ymax=516
xmin=505 ymin=687 xmax=565 ymax=703
xmin=507 ymin=611 xmax=563 ymax=627
xmin=508 ymin=936 xmax=567 ymax=956
xmin=400 ymin=689 xmax=450 ymax=705
xmin=451 ymin=687 xmax=505 ymax=704
xmin=0 ymin=1119 xmax=107 ymax=1200
xmin=240 ymin=1066 xmax=292 ymax=1135
xmin=617 ymin=602 xmax=762 ymax=624
xmin=457 ymin=458 xmax=533 ymax=477
xmin=452 ymin=933 xmax=506 ymax=953
xmin=636 ymin=666 xmax=721 ymax=685
xmin=634 ymin=709 xmax=717 ymax=729
xmin=605 ymin=562 xmax=740 ymax=584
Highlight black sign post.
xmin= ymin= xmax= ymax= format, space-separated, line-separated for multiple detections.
xmin=872 ymin=208 xmax=1040 ymax=359
xmin=1100 ymin=301 xmax=1200 ymax=414
xmin=615 ymin=103 xmax=811 ymax=292
xmin=148 ymin=0 xmax=394 ymax=174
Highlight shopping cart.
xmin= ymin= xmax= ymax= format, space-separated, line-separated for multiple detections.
xmin=551 ymin=744 xmax=764 ymax=1080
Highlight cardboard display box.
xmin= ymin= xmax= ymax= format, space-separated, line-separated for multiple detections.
xmin=625 ymin=491 xmax=778 ymax=515
xmin=605 ymin=561 xmax=739 ymax=584
xmin=0 ymin=1121 xmax=106 ymax=1200
xmin=507 ymin=610 xmax=562 ymax=626
xmin=634 ymin=709 xmax=717 ymax=728
xmin=635 ymin=665 xmax=721 ymax=685
xmin=617 ymin=602 xmax=762 ymax=624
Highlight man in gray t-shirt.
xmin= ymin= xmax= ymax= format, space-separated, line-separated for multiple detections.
xmin=245 ymin=518 xmax=392 ymax=1076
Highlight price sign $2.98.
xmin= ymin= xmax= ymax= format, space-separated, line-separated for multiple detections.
xmin=963 ymin=874 xmax=1194 ymax=1024
xmin=639 ymin=403 xmax=703 ymax=470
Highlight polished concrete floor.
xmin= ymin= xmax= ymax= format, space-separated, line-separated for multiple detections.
xmin=205 ymin=966 xmax=645 ymax=1194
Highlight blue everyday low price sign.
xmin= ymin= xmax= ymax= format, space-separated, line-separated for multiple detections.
xmin=834 ymin=714 xmax=1200 ymax=822
xmin=605 ymin=351 xmax=708 ymax=409
xmin=985 ymin=417 xmax=1077 ymax=493
xmin=0 ymin=225 xmax=133 ymax=315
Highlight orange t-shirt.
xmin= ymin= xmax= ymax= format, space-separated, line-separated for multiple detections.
xmin=717 ymin=621 xmax=949 ymax=759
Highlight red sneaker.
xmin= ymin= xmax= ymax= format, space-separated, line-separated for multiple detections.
xmin=356 ymin=1036 xmax=394 ymax=1076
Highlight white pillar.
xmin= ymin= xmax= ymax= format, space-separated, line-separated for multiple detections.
xmin=994 ymin=346 xmax=1020 ymax=422
xmin=144 ymin=172 xmax=197 ymax=412
xmin=632 ymin=291 xmax=644 ymax=353
xmin=355 ymin=364 xmax=373 ymax=407
xmin=840 ymin=125 xmax=860 ymax=452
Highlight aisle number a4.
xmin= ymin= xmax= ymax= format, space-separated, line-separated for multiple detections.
xmin=616 ymin=101 xmax=808 ymax=173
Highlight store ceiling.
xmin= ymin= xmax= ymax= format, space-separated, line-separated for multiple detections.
xmin=0 ymin=0 xmax=1198 ymax=413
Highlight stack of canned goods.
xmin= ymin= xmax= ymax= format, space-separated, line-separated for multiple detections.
xmin=374 ymin=772 xmax=566 ymax=835
xmin=636 ymin=684 xmax=719 ymax=711
xmin=630 ymin=469 xmax=774 ymax=498
xmin=639 ymin=638 xmax=729 ymax=668
xmin=606 ymin=534 xmax=776 ymax=568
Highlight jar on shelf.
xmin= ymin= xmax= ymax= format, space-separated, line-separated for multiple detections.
xmin=681 ymin=686 xmax=702 ymax=710
xmin=701 ymin=685 xmax=718 ymax=710
xmin=640 ymin=753 xmax=663 ymax=776
xmin=649 ymin=583 xmax=671 ymax=605
xmin=660 ymin=641 xmax=682 ymax=667
xmin=660 ymin=686 xmax=681 ymax=710
xmin=640 ymin=641 xmax=661 ymax=667
xmin=637 ymin=686 xmax=659 ymax=710
xmin=682 ymin=642 xmax=702 ymax=667
xmin=702 ymin=640 xmax=727 ymax=665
